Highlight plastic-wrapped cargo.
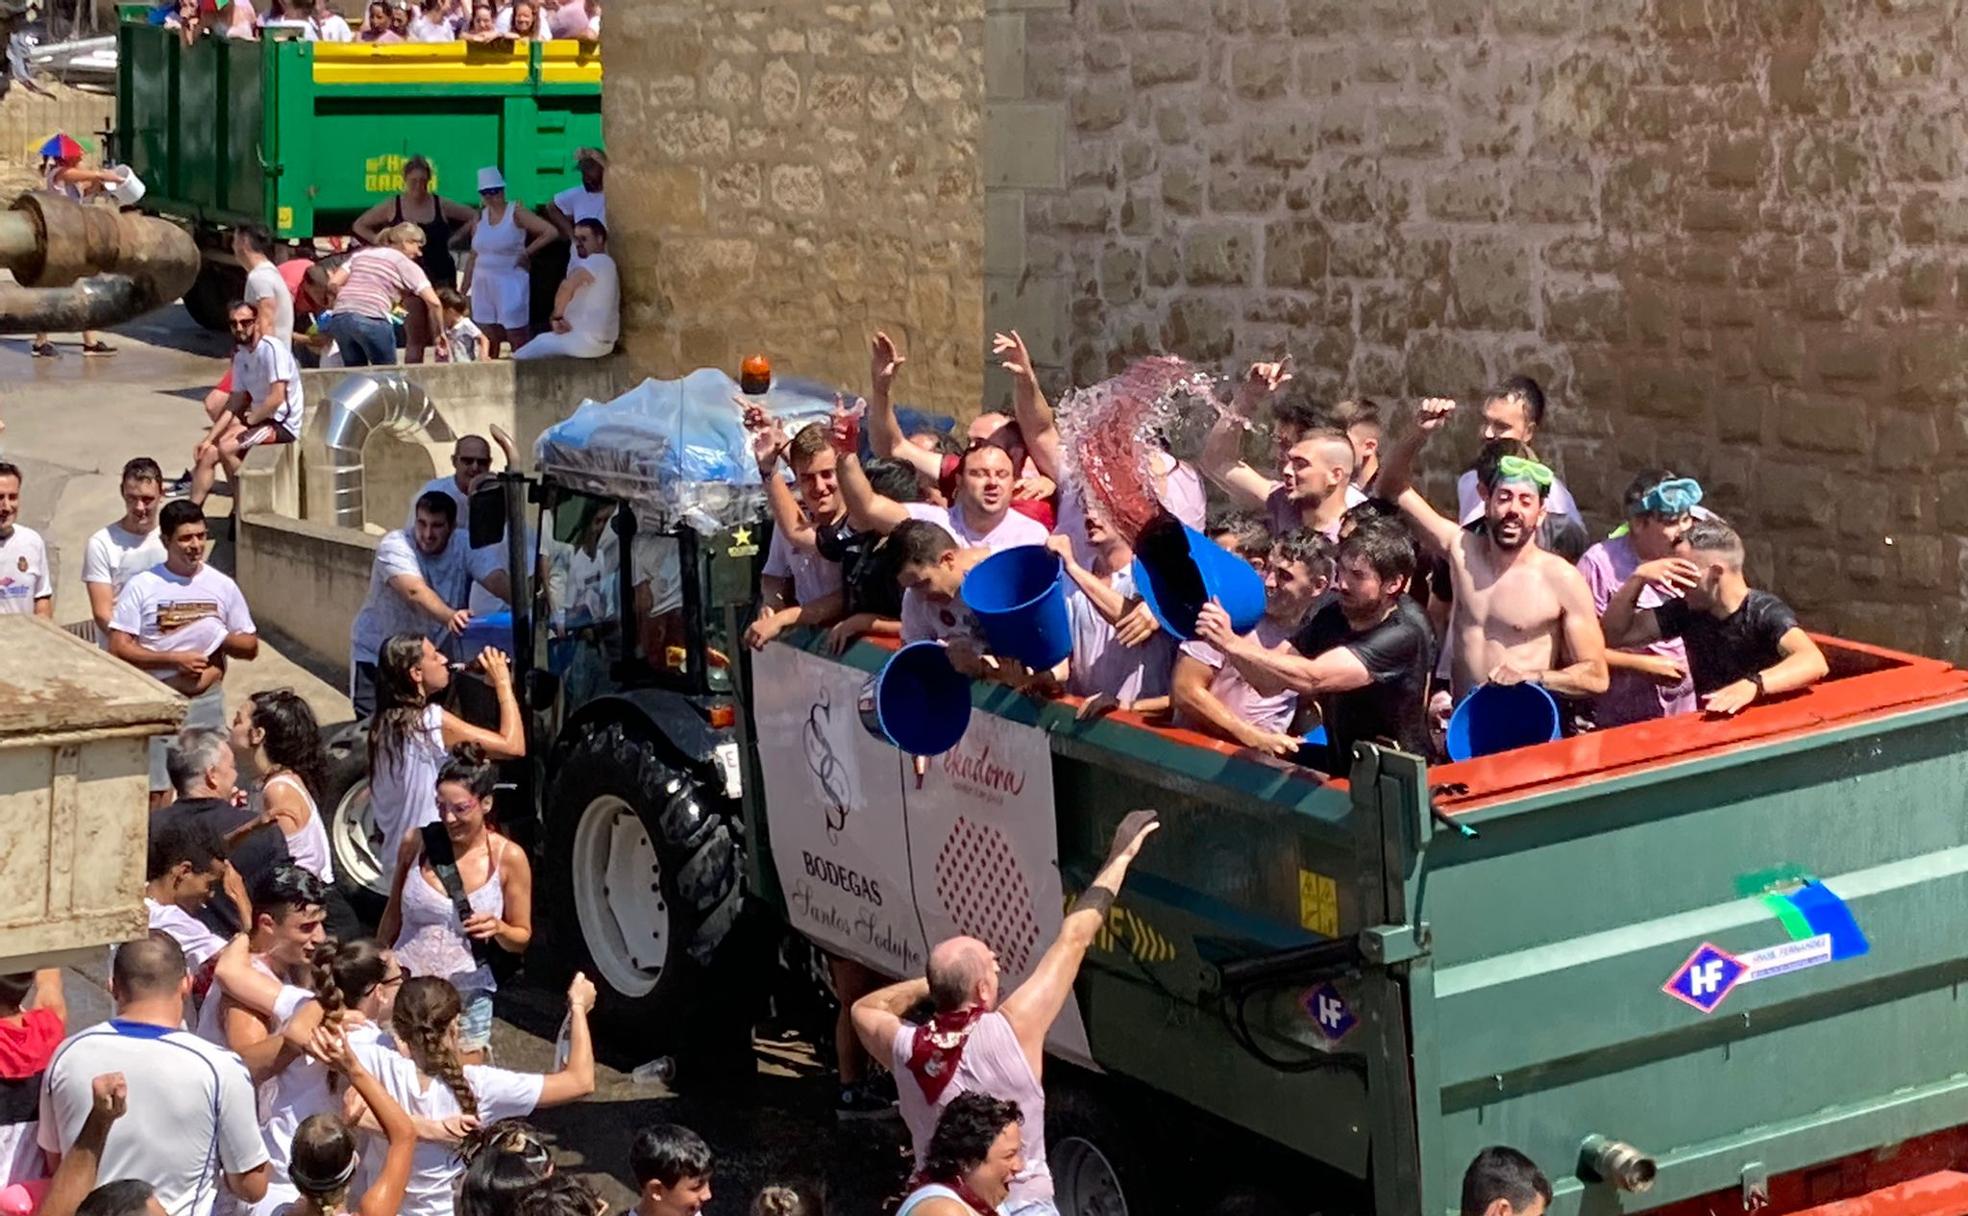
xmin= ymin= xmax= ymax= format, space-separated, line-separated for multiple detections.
xmin=533 ymin=369 xmax=842 ymax=533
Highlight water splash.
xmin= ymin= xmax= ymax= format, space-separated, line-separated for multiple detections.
xmin=1056 ymin=356 xmax=1222 ymax=544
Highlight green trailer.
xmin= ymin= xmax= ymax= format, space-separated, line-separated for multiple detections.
xmin=113 ymin=19 xmax=600 ymax=326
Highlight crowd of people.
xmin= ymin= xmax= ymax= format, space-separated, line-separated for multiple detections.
xmin=161 ymin=0 xmax=600 ymax=45
xmin=735 ymin=333 xmax=1831 ymax=775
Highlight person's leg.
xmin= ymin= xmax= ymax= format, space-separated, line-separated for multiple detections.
xmin=82 ymin=330 xmax=115 ymax=355
xmin=203 ymin=387 xmax=231 ymax=423
xmin=479 ymin=323 xmax=508 ymax=358
xmin=350 ymin=660 xmax=378 ymax=718
xmin=505 ymin=323 xmax=530 ymax=349
xmin=189 ymin=416 xmax=242 ymax=506
xmin=828 ymin=954 xmax=890 ymax=1118
xmin=370 ymin=314 xmax=403 ymax=364
xmin=509 ymin=330 xmax=565 ymax=361
xmin=327 ymin=316 xmax=371 ymax=367
xmin=31 ymin=332 xmax=54 ymax=357
xmin=403 ymin=295 xmax=432 ymax=363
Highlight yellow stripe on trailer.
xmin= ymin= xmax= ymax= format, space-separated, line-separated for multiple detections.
xmin=310 ymin=41 xmax=601 ymax=87
xmin=539 ymin=42 xmax=603 ymax=85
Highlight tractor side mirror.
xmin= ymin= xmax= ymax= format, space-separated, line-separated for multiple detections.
xmin=469 ymin=482 xmax=508 ymax=550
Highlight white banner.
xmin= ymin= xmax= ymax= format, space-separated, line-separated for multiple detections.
xmin=753 ymin=643 xmax=1092 ymax=1064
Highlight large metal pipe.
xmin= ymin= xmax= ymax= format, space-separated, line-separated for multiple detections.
xmin=1578 ymin=1135 xmax=1658 ymax=1194
xmin=0 ymin=193 xmax=201 ymax=334
xmin=317 ymin=372 xmax=456 ymax=529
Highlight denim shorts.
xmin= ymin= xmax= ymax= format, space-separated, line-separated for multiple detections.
xmin=457 ymin=987 xmax=495 ymax=1052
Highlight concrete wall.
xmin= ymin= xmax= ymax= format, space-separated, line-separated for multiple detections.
xmin=1014 ymin=0 xmax=1968 ymax=660
xmin=604 ymin=0 xmax=987 ymax=417
xmin=234 ymin=511 xmax=378 ymax=679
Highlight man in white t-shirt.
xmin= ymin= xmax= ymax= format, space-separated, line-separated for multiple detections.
xmin=835 ymin=424 xmax=1049 ymax=556
xmin=746 ymin=422 xmax=847 ymax=649
xmin=110 ymin=500 xmax=260 ymax=801
xmin=237 ymin=225 xmax=294 ymax=347
xmin=144 ymin=816 xmax=238 ymax=980
xmin=308 ymin=0 xmax=354 ymax=39
xmin=891 ymin=520 xmax=990 ymax=652
xmin=513 ymin=219 xmax=618 ymax=360
xmin=38 ymin=936 xmax=270 ymax=1216
xmin=349 ymin=491 xmax=471 ymax=716
xmin=190 ymin=301 xmax=306 ymax=508
xmin=545 ymin=147 xmax=606 ymax=249
xmin=83 ymin=457 xmax=168 ymax=645
xmin=0 ymin=462 xmax=52 ymax=618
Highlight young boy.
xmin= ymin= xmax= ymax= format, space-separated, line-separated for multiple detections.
xmin=0 ymin=969 xmax=67 ymax=1184
xmin=631 ymin=1123 xmax=714 ymax=1216
xmin=436 ymin=287 xmax=490 ymax=363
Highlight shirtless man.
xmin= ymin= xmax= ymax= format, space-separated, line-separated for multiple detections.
xmin=1379 ymin=397 xmax=1608 ymax=700
xmin=1203 ymin=362 xmax=1359 ymax=539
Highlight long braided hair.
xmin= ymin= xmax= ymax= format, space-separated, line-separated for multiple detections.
xmin=392 ymin=977 xmax=478 ymax=1118
xmin=306 ymin=939 xmax=390 ymax=1094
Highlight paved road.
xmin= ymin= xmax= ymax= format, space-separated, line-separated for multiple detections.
xmin=12 ymin=302 xmax=915 ymax=1214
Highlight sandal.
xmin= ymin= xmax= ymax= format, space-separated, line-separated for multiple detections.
xmin=81 ymin=341 xmax=117 ymax=356
xmin=30 ymin=342 xmax=56 ymax=358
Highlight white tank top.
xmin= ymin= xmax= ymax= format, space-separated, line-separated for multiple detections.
xmin=892 ymin=1012 xmax=1051 ymax=1205
xmin=268 ymin=772 xmax=335 ymax=884
xmin=43 ymin=165 xmax=83 ymax=200
xmin=471 ymin=203 xmax=524 ymax=273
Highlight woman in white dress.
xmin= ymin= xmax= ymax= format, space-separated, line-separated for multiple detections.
xmin=461 ymin=167 xmax=557 ymax=357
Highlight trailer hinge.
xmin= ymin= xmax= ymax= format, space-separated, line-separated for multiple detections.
xmin=1361 ymin=922 xmax=1429 ymax=965
xmin=1740 ymin=1162 xmax=1769 ymax=1212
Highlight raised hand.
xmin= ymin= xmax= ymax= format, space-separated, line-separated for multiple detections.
xmin=1415 ymin=396 xmax=1457 ymax=434
xmin=870 ymin=331 xmax=907 ymax=392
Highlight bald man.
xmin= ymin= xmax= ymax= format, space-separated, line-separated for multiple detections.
xmin=852 ymin=810 xmax=1159 ymax=1216
xmin=404 ymin=430 xmax=517 ymax=534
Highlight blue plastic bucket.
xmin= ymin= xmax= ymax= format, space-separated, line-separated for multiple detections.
xmin=858 ymin=641 xmax=972 ymax=756
xmin=459 ymin=611 xmax=513 ymax=657
xmin=1446 ymin=682 xmax=1562 ymax=761
xmin=1131 ymin=515 xmax=1266 ymax=641
xmin=961 ymin=546 xmax=1072 ymax=669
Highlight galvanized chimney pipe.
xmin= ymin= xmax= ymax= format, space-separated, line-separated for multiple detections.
xmin=0 ymin=193 xmax=201 ymax=334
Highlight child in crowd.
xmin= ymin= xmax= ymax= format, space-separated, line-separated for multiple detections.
xmin=631 ymin=1124 xmax=714 ymax=1216
xmin=0 ymin=970 xmax=66 ymax=1186
xmin=437 ymin=289 xmax=490 ymax=363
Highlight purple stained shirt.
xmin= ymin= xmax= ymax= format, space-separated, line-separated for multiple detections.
xmin=1176 ymin=616 xmax=1299 ymax=735
xmin=1576 ymin=534 xmax=1697 ymax=727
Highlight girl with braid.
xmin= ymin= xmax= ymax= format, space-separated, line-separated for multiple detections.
xmin=279 ymin=1024 xmax=418 ymax=1216
xmin=344 ymin=974 xmax=596 ymax=1216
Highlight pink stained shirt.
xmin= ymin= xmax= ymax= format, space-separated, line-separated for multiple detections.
xmin=1576 ymin=534 xmax=1696 ymax=727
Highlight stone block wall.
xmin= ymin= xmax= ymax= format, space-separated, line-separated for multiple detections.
xmin=1020 ymin=0 xmax=1968 ymax=659
xmin=604 ymin=0 xmax=986 ymax=414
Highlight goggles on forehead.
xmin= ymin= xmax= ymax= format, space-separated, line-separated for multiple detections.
xmin=1493 ymin=454 xmax=1553 ymax=490
xmin=1638 ymin=477 xmax=1703 ymax=518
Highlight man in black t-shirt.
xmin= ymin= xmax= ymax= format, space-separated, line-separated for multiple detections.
xmin=1601 ymin=518 xmax=1828 ymax=716
xmin=1199 ymin=521 xmax=1434 ymax=774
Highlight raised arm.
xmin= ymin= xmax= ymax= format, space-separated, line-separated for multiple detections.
xmin=866 ymin=332 xmax=942 ymax=481
xmin=439 ymin=648 xmax=525 ymax=758
xmin=1200 ymin=363 xmax=1290 ymax=510
xmin=999 ymin=811 xmax=1159 ymax=1074
xmin=1378 ymin=398 xmax=1463 ymax=554
xmin=994 ymin=330 xmax=1062 ymax=481
xmin=850 ymin=975 xmax=930 ymax=1065
xmin=535 ymin=973 xmax=596 ymax=1106
xmin=1600 ymin=559 xmax=1695 ymax=649
xmin=834 ymin=448 xmax=912 ymax=534
xmin=39 ymin=1074 xmax=124 ymax=1216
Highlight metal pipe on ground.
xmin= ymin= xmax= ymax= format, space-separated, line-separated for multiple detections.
xmin=0 ymin=193 xmax=201 ymax=334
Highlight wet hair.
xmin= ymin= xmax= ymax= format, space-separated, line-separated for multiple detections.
xmin=1338 ymin=520 xmax=1418 ymax=587
xmin=1289 ymin=426 xmax=1357 ymax=471
xmin=249 ymin=688 xmax=328 ymax=800
xmin=751 ymin=1183 xmax=824 ymax=1216
xmin=289 ymin=1112 xmax=359 ymax=1204
xmin=1459 ymin=1146 xmax=1551 ymax=1216
xmin=573 ymin=218 xmax=608 ymax=244
xmin=1270 ymin=529 xmax=1336 ymax=585
xmin=922 ymin=1093 xmax=1021 ymax=1184
xmin=1271 ymin=396 xmax=1324 ymax=441
xmin=956 ymin=440 xmax=1016 ymax=476
xmin=250 ymin=863 xmax=328 ymax=925
xmin=630 ymin=1123 xmax=715 ymax=1188
xmin=1684 ymin=519 xmax=1745 ymax=569
xmin=121 ymin=457 xmax=164 ymax=487
xmin=369 ymin=632 xmax=435 ymax=776
xmin=236 ymin=224 xmax=275 ymax=257
xmin=307 ymin=938 xmax=391 ymax=1026
xmin=146 ymin=815 xmax=227 ymax=881
xmin=459 ymin=1120 xmax=556 ymax=1216
xmin=1470 ymin=438 xmax=1537 ymax=493
xmin=159 ymin=498 xmax=205 ymax=539
xmin=1341 ymin=496 xmax=1400 ymax=531
xmin=863 ymin=457 xmax=921 ymax=502
xmin=438 ymin=743 xmax=499 ymax=801
xmin=77 ymin=1181 xmax=157 ymax=1216
xmin=1205 ymin=507 xmax=1264 ymax=544
xmin=415 ymin=490 xmax=459 ymax=525
xmin=0 ymin=972 xmax=35 ymax=1010
xmin=1622 ymin=467 xmax=1682 ymax=518
xmin=166 ymin=727 xmax=231 ymax=797
xmin=392 ymin=977 xmax=477 ymax=1118
xmin=788 ymin=423 xmax=832 ymax=467
xmin=1486 ymin=375 xmax=1547 ymax=429
xmin=437 ymin=286 xmax=468 ymax=312
xmin=112 ymin=935 xmax=187 ymax=1001
xmin=514 ymin=1173 xmax=601 ymax=1216
xmin=891 ymin=519 xmax=958 ymax=569
xmin=227 ymin=298 xmax=253 ymax=320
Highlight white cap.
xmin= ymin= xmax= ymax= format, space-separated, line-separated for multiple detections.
xmin=476 ymin=166 xmax=506 ymax=193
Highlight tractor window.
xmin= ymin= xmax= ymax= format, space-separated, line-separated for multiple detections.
xmin=541 ymin=492 xmax=625 ymax=705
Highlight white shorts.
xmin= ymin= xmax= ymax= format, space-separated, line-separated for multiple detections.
xmin=512 ymin=329 xmax=614 ymax=360
xmin=470 ymin=268 xmax=530 ymax=328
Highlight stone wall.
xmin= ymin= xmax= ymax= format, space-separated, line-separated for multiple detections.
xmin=604 ymin=0 xmax=986 ymax=413
xmin=1020 ymin=0 xmax=1968 ymax=659
xmin=0 ymin=82 xmax=115 ymax=195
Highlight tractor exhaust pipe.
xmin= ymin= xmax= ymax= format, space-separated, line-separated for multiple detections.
xmin=0 ymin=193 xmax=201 ymax=334
xmin=1579 ymin=1135 xmax=1658 ymax=1193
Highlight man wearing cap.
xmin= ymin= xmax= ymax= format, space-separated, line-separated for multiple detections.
xmin=1380 ymin=397 xmax=1608 ymax=703
xmin=547 ymin=148 xmax=607 ymax=256
xmin=1575 ymin=470 xmax=1704 ymax=728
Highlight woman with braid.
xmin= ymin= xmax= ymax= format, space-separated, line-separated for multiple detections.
xmin=346 ymin=975 xmax=596 ymax=1216
xmin=278 ymin=1024 xmax=418 ymax=1216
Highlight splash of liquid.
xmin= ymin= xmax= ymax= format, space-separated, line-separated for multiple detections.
xmin=1056 ymin=356 xmax=1222 ymax=544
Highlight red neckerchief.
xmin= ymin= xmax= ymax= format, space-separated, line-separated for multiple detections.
xmin=905 ymin=1173 xmax=997 ymax=1216
xmin=904 ymin=1007 xmax=982 ymax=1103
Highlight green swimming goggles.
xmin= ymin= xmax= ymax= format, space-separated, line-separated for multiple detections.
xmin=1493 ymin=454 xmax=1554 ymax=490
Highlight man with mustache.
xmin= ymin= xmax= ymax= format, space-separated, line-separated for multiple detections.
xmin=1380 ymin=398 xmax=1608 ymax=702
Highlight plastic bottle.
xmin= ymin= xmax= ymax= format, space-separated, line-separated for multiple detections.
xmin=630 ymin=1056 xmax=677 ymax=1087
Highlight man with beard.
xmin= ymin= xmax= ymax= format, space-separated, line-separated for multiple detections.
xmin=189 ymin=300 xmax=305 ymax=508
xmin=1380 ymin=398 xmax=1607 ymax=702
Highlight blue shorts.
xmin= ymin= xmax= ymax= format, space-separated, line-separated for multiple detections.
xmin=457 ymin=987 xmax=495 ymax=1052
